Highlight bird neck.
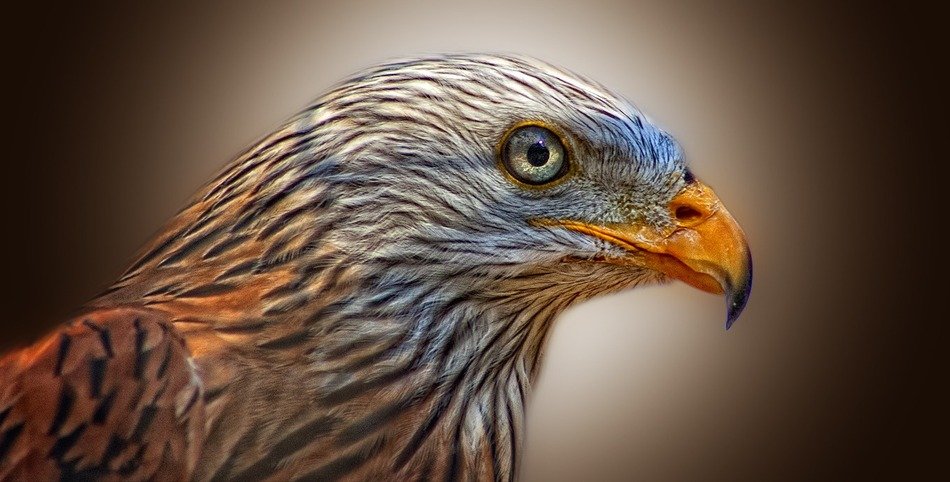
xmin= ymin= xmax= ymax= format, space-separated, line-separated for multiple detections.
xmin=277 ymin=262 xmax=570 ymax=480
xmin=106 ymin=245 xmax=584 ymax=480
xmin=296 ymin=262 xmax=589 ymax=480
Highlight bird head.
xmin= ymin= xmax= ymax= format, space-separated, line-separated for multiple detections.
xmin=291 ymin=55 xmax=753 ymax=328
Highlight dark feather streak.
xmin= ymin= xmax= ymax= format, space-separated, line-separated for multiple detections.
xmin=82 ymin=320 xmax=115 ymax=358
xmin=54 ymin=333 xmax=71 ymax=376
xmin=48 ymin=384 xmax=76 ymax=436
xmin=228 ymin=416 xmax=339 ymax=481
xmin=256 ymin=330 xmax=311 ymax=350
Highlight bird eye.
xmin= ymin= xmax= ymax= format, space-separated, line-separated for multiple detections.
xmin=502 ymin=125 xmax=568 ymax=185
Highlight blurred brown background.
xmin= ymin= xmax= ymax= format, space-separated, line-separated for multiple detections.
xmin=4 ymin=1 xmax=942 ymax=480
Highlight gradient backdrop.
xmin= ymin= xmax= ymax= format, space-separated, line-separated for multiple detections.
xmin=6 ymin=1 xmax=942 ymax=480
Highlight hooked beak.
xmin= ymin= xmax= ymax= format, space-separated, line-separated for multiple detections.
xmin=552 ymin=180 xmax=752 ymax=329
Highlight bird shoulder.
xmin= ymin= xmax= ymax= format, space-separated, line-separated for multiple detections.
xmin=0 ymin=307 xmax=205 ymax=481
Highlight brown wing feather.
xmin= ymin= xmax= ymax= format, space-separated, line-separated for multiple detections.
xmin=0 ymin=307 xmax=205 ymax=481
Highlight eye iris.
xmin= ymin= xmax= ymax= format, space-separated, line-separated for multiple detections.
xmin=526 ymin=143 xmax=549 ymax=167
xmin=501 ymin=125 xmax=568 ymax=185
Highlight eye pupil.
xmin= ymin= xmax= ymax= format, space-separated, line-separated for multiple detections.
xmin=526 ymin=143 xmax=549 ymax=167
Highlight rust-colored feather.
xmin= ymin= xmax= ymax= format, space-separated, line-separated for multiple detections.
xmin=0 ymin=308 xmax=205 ymax=480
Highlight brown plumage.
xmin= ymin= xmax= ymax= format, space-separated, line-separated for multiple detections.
xmin=1 ymin=54 xmax=751 ymax=480
xmin=1 ymin=309 xmax=204 ymax=480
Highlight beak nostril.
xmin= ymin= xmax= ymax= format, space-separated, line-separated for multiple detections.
xmin=674 ymin=205 xmax=703 ymax=223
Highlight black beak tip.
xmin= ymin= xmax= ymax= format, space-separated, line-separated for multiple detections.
xmin=724 ymin=253 xmax=753 ymax=331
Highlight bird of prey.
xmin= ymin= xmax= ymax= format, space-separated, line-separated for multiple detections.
xmin=0 ymin=54 xmax=751 ymax=481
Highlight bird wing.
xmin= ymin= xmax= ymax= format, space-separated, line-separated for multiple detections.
xmin=0 ymin=307 xmax=205 ymax=481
